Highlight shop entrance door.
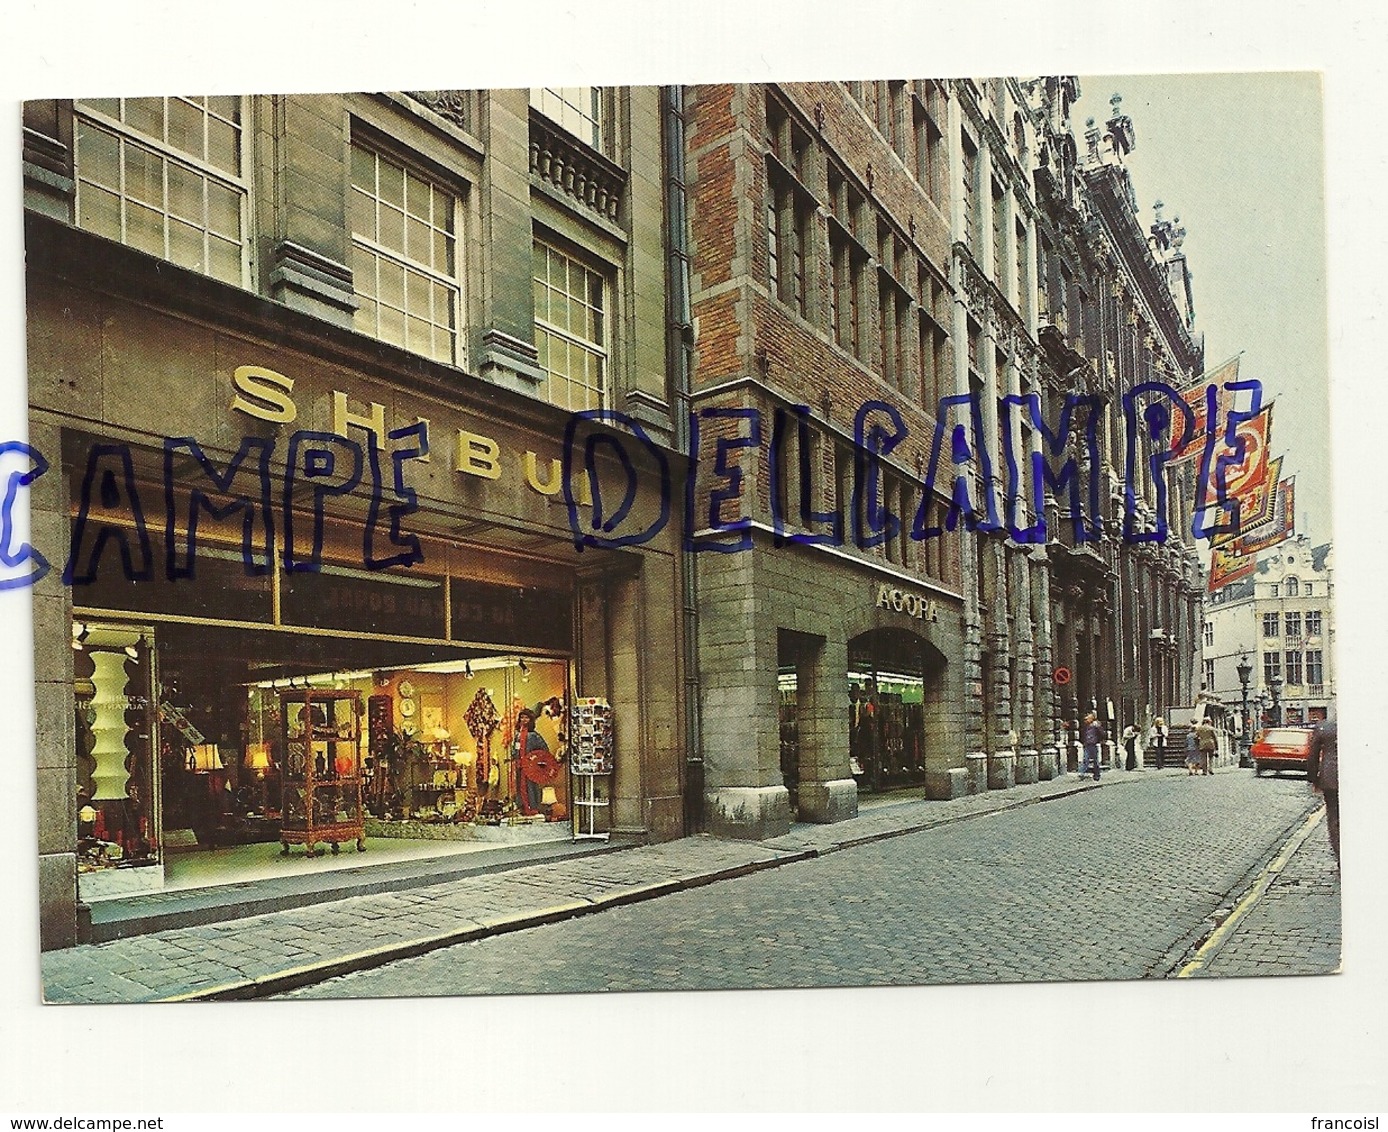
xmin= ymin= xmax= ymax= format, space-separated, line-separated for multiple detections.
xmin=848 ymin=628 xmax=946 ymax=794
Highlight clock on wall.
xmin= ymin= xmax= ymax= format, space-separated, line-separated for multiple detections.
xmin=399 ymin=698 xmax=417 ymax=719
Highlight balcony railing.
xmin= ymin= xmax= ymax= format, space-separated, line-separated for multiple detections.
xmin=529 ymin=110 xmax=626 ymax=224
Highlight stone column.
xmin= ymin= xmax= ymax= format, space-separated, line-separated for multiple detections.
xmin=32 ymin=416 xmax=79 ymax=949
xmin=986 ymin=538 xmax=1016 ymax=789
xmin=476 ymin=89 xmax=549 ymax=393
xmin=698 ymin=555 xmax=789 ymax=839
xmin=796 ymin=632 xmax=857 ymax=823
xmin=1012 ymin=548 xmax=1039 ymax=784
xmin=1031 ymin=546 xmax=1060 ymax=779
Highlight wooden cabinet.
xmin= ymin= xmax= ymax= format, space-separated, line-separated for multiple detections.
xmin=279 ymin=689 xmax=365 ymax=857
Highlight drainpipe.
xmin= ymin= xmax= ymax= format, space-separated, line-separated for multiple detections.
xmin=662 ymin=85 xmax=704 ymax=833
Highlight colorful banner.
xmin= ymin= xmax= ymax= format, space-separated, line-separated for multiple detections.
xmin=1232 ymin=477 xmax=1296 ymax=555
xmin=1211 ymin=451 xmax=1282 ymax=548
xmin=1207 ymin=541 xmax=1257 ymax=592
xmin=1171 ymin=355 xmax=1241 ymax=461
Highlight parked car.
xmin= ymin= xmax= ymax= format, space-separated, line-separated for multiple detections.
xmin=1250 ymin=727 xmax=1315 ymax=776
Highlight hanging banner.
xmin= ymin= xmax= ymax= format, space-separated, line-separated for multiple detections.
xmin=1232 ymin=477 xmax=1296 ymax=555
xmin=1171 ymin=355 xmax=1241 ymax=462
xmin=1211 ymin=452 xmax=1282 ymax=548
xmin=1204 ymin=401 xmax=1274 ymax=516
xmin=1208 ymin=542 xmax=1257 ymax=592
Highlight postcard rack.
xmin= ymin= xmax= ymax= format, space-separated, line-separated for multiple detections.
xmin=569 ymin=697 xmax=613 ymax=841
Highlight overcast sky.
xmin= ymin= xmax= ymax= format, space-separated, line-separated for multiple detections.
xmin=1076 ymin=73 xmax=1331 ymax=548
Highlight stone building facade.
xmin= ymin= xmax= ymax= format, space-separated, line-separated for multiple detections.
xmin=22 ymin=77 xmax=1216 ymax=945
xmin=1026 ymin=82 xmax=1205 ymax=755
xmin=24 ymin=87 xmax=688 ymax=948
xmin=1204 ymin=536 xmax=1335 ymax=731
xmin=685 ymin=78 xmax=1207 ymax=838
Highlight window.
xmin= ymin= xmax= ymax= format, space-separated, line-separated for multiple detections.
xmin=529 ymin=87 xmax=603 ymax=149
xmin=74 ymin=96 xmax=246 ymax=285
xmin=961 ymin=132 xmax=979 ymax=252
xmin=351 ymin=142 xmax=460 ymax=364
xmin=766 ymin=166 xmax=810 ymax=317
xmin=533 ymin=237 xmax=608 ymax=412
xmin=912 ymin=89 xmax=944 ymax=204
xmin=1270 ymin=583 xmax=1280 ymax=598
xmin=1306 ymin=650 xmax=1324 ymax=686
xmin=1203 ymin=659 xmax=1215 ymax=691
xmin=1285 ymin=651 xmax=1303 ymax=686
xmin=1304 ymin=582 xmax=1313 ymax=596
xmin=1015 ymin=217 xmax=1029 ymax=320
xmin=919 ymin=309 xmax=946 ymax=411
xmin=1284 ymin=612 xmax=1301 ymax=639
xmin=1262 ymin=612 xmax=1279 ymax=637
xmin=1306 ymin=610 xmax=1322 ymax=637
xmin=992 ymin=178 xmax=1007 ymax=282
xmin=1286 ymin=576 xmax=1300 ymax=596
xmin=1263 ymin=651 xmax=1281 ymax=684
xmin=1203 ymin=621 xmax=1214 ymax=648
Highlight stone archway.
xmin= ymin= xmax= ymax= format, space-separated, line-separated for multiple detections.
xmin=847 ymin=627 xmax=948 ymax=795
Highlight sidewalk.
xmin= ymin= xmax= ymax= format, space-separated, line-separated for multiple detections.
xmin=42 ymin=770 xmax=1128 ymax=1004
xmin=1182 ymin=802 xmax=1341 ymax=978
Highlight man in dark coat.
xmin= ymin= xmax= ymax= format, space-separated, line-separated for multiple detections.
xmin=1308 ymin=717 xmax=1339 ymax=867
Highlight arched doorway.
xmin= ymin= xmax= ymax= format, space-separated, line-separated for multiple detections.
xmin=848 ymin=627 xmax=947 ymax=794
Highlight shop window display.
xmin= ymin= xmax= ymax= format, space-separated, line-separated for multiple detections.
xmin=245 ymin=657 xmax=572 ymax=838
xmin=278 ymin=689 xmax=365 ymax=856
xmin=74 ymin=626 xmax=158 ymax=881
xmin=847 ymin=628 xmax=940 ymax=793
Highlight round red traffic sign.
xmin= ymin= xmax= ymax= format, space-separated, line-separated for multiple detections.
xmin=1054 ymin=666 xmax=1072 ymax=686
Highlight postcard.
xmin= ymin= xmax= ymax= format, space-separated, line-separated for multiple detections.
xmin=3 ymin=2 xmax=1382 ymax=1115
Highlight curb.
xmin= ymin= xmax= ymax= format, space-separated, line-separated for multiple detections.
xmin=1175 ymin=803 xmax=1327 ymax=978
xmin=128 ymin=773 xmax=1153 ymax=1002
xmin=807 ymin=779 xmax=1103 ymax=856
xmin=159 ymin=848 xmax=817 ymax=1002
xmin=91 ymin=837 xmax=633 ymax=943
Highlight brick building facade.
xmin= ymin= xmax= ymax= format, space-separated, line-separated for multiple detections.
xmin=685 ymin=79 xmax=1205 ymax=837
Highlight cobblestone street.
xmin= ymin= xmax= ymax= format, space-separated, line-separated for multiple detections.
xmin=285 ymin=769 xmax=1335 ymax=999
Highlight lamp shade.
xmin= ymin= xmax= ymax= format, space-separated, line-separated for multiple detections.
xmin=189 ymin=743 xmax=223 ymax=772
xmin=78 ymin=805 xmax=97 ymax=824
xmin=244 ymin=742 xmax=272 ymax=771
xmin=540 ymin=786 xmax=558 ymax=807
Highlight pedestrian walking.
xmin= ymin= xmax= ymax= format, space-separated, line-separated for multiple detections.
xmin=1153 ymin=717 xmax=1167 ymax=769
xmin=1194 ymin=716 xmax=1218 ymax=776
xmin=1307 ymin=716 xmax=1339 ymax=868
xmin=1122 ymin=724 xmax=1139 ymax=771
xmin=1079 ymin=712 xmax=1105 ymax=781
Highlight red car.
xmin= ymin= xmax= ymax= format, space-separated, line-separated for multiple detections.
xmin=1251 ymin=727 xmax=1315 ymax=776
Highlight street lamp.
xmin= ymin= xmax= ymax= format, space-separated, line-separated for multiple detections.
xmin=1236 ymin=652 xmax=1253 ymax=767
xmin=1269 ymin=674 xmax=1284 ymax=727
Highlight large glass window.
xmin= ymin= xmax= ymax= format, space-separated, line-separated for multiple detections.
xmin=1306 ymin=650 xmax=1324 ymax=686
xmin=1285 ymin=650 xmax=1303 ymax=686
xmin=350 ymin=142 xmax=461 ymax=365
xmin=1306 ymin=610 xmax=1323 ymax=637
xmin=530 ymin=87 xmax=603 ymax=149
xmin=533 ymin=238 xmax=608 ymax=412
xmin=74 ymin=96 xmax=247 ymax=285
xmin=1262 ymin=612 xmax=1280 ymax=637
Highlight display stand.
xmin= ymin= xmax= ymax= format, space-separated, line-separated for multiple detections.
xmin=570 ymin=697 xmax=612 ymax=841
xmin=279 ymin=689 xmax=365 ymax=857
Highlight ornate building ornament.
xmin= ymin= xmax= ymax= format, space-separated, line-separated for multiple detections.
xmin=406 ymin=90 xmax=470 ymax=129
